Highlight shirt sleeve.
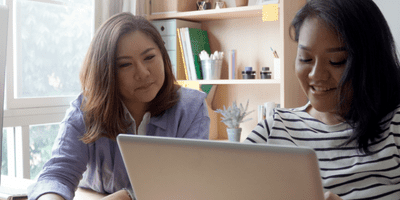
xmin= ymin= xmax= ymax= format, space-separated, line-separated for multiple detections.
xmin=243 ymin=108 xmax=275 ymax=144
xmin=179 ymin=99 xmax=210 ymax=139
xmin=28 ymin=116 xmax=89 ymax=200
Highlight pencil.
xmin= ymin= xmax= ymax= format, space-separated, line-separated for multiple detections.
xmin=270 ymin=47 xmax=279 ymax=58
xmin=273 ymin=50 xmax=279 ymax=58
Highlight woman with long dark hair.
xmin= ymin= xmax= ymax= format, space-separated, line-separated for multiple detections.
xmin=28 ymin=13 xmax=210 ymax=200
xmin=245 ymin=0 xmax=400 ymax=199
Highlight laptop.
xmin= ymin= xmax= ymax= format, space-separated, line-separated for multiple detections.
xmin=117 ymin=134 xmax=325 ymax=200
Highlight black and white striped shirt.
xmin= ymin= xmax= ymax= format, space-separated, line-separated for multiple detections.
xmin=244 ymin=102 xmax=400 ymax=199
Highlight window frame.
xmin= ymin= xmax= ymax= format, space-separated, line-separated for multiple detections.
xmin=2 ymin=0 xmax=100 ymax=180
xmin=4 ymin=0 xmax=95 ymax=110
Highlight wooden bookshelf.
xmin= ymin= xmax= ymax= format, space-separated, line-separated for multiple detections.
xmin=198 ymin=79 xmax=280 ymax=85
xmin=148 ymin=0 xmax=308 ymax=141
xmin=148 ymin=5 xmax=266 ymax=22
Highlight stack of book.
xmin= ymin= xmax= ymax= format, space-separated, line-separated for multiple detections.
xmin=177 ymin=27 xmax=211 ymax=80
xmin=0 ymin=186 xmax=28 ymax=200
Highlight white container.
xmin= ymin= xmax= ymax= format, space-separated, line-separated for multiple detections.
xmin=201 ymin=59 xmax=222 ymax=80
xmin=274 ymin=58 xmax=280 ymax=80
xmin=264 ymin=102 xmax=276 ymax=118
xmin=227 ymin=128 xmax=242 ymax=142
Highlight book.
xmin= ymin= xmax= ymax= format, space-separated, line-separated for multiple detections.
xmin=182 ymin=28 xmax=196 ymax=80
xmin=229 ymin=49 xmax=236 ymax=79
xmin=258 ymin=105 xmax=266 ymax=123
xmin=179 ymin=28 xmax=192 ymax=80
xmin=176 ymin=28 xmax=188 ymax=80
xmin=185 ymin=27 xmax=211 ymax=80
xmin=200 ymin=85 xmax=213 ymax=95
xmin=0 ymin=186 xmax=27 ymax=200
xmin=177 ymin=80 xmax=200 ymax=90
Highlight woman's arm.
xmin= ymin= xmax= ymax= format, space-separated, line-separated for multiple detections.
xmin=28 ymin=113 xmax=90 ymax=199
xmin=101 ymin=190 xmax=131 ymax=200
xmin=325 ymin=191 xmax=343 ymax=200
xmin=37 ymin=193 xmax=65 ymax=200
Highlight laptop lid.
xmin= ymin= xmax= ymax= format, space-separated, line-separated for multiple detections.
xmin=0 ymin=5 xmax=9 ymax=185
xmin=117 ymin=134 xmax=325 ymax=200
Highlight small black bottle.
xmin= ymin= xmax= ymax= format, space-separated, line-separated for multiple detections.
xmin=242 ymin=67 xmax=256 ymax=79
xmin=260 ymin=67 xmax=272 ymax=79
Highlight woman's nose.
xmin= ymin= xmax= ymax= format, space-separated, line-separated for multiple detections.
xmin=134 ymin=63 xmax=150 ymax=80
xmin=309 ymin=60 xmax=329 ymax=81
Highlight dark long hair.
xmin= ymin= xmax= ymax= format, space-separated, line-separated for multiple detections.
xmin=79 ymin=12 xmax=180 ymax=143
xmin=290 ymin=0 xmax=400 ymax=154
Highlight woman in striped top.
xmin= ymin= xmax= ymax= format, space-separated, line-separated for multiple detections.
xmin=245 ymin=0 xmax=400 ymax=199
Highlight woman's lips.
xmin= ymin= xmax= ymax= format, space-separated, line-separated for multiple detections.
xmin=136 ymin=82 xmax=153 ymax=90
xmin=311 ymin=86 xmax=336 ymax=94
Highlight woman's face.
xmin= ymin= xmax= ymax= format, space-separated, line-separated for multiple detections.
xmin=295 ymin=17 xmax=348 ymax=114
xmin=116 ymin=31 xmax=165 ymax=107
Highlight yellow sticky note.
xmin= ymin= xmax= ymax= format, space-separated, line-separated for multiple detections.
xmin=176 ymin=81 xmax=200 ymax=90
xmin=262 ymin=4 xmax=279 ymax=22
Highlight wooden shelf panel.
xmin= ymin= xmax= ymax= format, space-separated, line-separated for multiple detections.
xmin=148 ymin=5 xmax=266 ymax=22
xmin=178 ymin=79 xmax=280 ymax=85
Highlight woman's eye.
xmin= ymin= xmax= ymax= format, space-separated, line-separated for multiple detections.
xmin=119 ymin=63 xmax=131 ymax=68
xmin=330 ymin=59 xmax=347 ymax=66
xmin=299 ymin=58 xmax=312 ymax=63
xmin=145 ymin=55 xmax=155 ymax=61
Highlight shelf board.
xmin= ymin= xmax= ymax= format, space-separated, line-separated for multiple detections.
xmin=179 ymin=79 xmax=280 ymax=85
xmin=148 ymin=5 xmax=266 ymax=22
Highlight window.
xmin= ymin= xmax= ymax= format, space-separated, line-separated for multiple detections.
xmin=1 ymin=128 xmax=8 ymax=176
xmin=6 ymin=0 xmax=94 ymax=108
xmin=29 ymin=123 xmax=59 ymax=179
xmin=1 ymin=0 xmax=95 ymax=180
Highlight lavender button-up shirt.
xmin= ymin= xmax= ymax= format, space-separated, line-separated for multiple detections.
xmin=28 ymin=87 xmax=210 ymax=200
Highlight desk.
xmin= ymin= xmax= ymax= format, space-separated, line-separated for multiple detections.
xmin=1 ymin=176 xmax=106 ymax=199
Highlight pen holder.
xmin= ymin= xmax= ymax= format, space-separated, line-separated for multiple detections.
xmin=201 ymin=59 xmax=222 ymax=80
xmin=274 ymin=58 xmax=280 ymax=80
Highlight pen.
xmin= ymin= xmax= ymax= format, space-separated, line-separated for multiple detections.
xmin=270 ymin=47 xmax=279 ymax=58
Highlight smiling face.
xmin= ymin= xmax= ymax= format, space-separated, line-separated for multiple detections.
xmin=116 ymin=31 xmax=165 ymax=109
xmin=295 ymin=17 xmax=348 ymax=116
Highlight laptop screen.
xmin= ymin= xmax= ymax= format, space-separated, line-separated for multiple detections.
xmin=0 ymin=5 xmax=9 ymax=184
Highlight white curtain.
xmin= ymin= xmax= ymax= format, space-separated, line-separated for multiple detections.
xmin=95 ymin=0 xmax=147 ymax=30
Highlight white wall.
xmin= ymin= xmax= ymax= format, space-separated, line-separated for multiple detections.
xmin=304 ymin=0 xmax=400 ymax=55
xmin=373 ymin=0 xmax=400 ymax=55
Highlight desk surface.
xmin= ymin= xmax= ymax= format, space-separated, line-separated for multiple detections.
xmin=1 ymin=175 xmax=106 ymax=199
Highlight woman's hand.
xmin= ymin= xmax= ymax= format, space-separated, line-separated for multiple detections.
xmin=101 ymin=189 xmax=131 ymax=200
xmin=325 ymin=191 xmax=343 ymax=200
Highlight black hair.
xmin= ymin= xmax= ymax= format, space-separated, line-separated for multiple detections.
xmin=290 ymin=0 xmax=400 ymax=154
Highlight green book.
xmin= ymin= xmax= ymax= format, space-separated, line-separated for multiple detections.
xmin=200 ymin=84 xmax=213 ymax=95
xmin=186 ymin=28 xmax=211 ymax=80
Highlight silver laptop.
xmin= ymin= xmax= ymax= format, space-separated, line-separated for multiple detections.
xmin=117 ymin=134 xmax=325 ymax=200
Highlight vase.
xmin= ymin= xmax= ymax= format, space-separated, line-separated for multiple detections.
xmin=227 ymin=128 xmax=242 ymax=142
xmin=235 ymin=0 xmax=248 ymax=7
xmin=197 ymin=1 xmax=212 ymax=10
